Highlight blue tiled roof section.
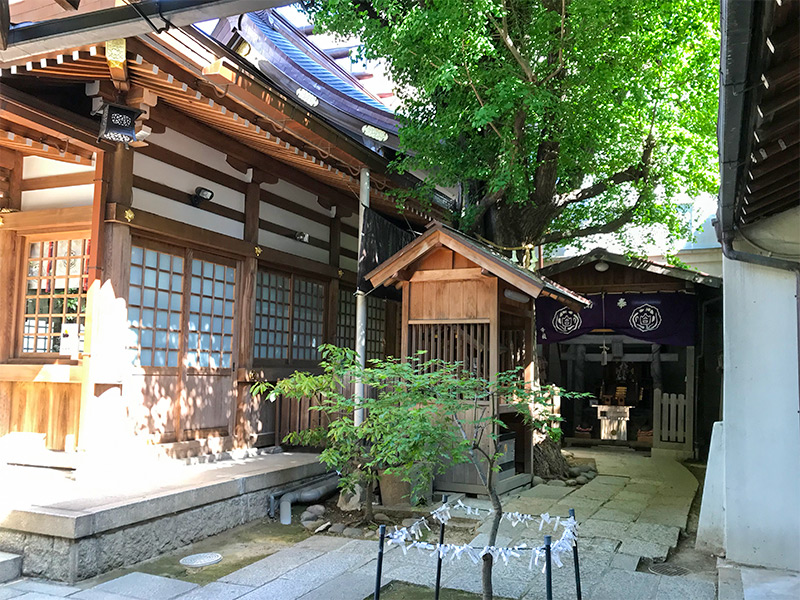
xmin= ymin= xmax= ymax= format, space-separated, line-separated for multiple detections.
xmin=248 ymin=13 xmax=392 ymax=114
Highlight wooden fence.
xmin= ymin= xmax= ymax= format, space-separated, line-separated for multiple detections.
xmin=654 ymin=390 xmax=689 ymax=445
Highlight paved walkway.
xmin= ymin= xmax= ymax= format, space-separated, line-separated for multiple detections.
xmin=0 ymin=448 xmax=718 ymax=600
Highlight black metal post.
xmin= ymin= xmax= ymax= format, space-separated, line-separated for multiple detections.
xmin=374 ymin=524 xmax=386 ymax=600
xmin=544 ymin=535 xmax=553 ymax=600
xmin=569 ymin=508 xmax=582 ymax=600
xmin=434 ymin=495 xmax=448 ymax=600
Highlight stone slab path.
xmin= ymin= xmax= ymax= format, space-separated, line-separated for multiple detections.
xmin=0 ymin=448 xmax=718 ymax=600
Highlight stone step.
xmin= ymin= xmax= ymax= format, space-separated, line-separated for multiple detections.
xmin=0 ymin=551 xmax=22 ymax=583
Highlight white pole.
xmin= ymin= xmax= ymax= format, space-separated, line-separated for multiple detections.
xmin=354 ymin=167 xmax=370 ymax=426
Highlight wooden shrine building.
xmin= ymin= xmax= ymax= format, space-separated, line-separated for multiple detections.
xmin=0 ymin=10 xmax=450 ymax=463
xmin=537 ymin=248 xmax=723 ymax=459
xmin=367 ymin=223 xmax=590 ymax=494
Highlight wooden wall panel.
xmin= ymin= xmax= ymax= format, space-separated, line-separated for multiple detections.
xmin=127 ymin=374 xmax=179 ymax=439
xmin=182 ymin=375 xmax=234 ymax=433
xmin=7 ymin=382 xmax=80 ymax=450
xmin=408 ymin=278 xmax=497 ymax=321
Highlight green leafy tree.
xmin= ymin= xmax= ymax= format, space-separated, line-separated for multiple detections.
xmin=253 ymin=345 xmax=566 ymax=600
xmin=302 ymin=0 xmax=718 ymax=253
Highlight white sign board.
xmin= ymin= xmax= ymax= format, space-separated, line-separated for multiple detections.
xmin=60 ymin=323 xmax=80 ymax=359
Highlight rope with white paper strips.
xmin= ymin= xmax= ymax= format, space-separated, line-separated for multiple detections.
xmin=384 ymin=501 xmax=578 ymax=572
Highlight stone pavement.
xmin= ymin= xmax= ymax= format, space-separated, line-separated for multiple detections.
xmin=0 ymin=448 xmax=718 ymax=600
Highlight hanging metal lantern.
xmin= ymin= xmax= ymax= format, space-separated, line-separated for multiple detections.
xmin=97 ymin=103 xmax=143 ymax=148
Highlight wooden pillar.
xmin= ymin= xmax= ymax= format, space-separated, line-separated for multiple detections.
xmin=400 ymin=282 xmax=409 ymax=360
xmin=524 ymin=304 xmax=535 ymax=384
xmin=235 ymin=178 xmax=260 ymax=447
xmin=0 ymin=148 xmax=23 ymax=210
xmin=686 ymin=345 xmax=695 ymax=452
xmin=0 ymin=228 xmax=21 ymax=438
xmin=78 ymin=148 xmax=135 ymax=452
xmin=325 ymin=215 xmax=341 ymax=346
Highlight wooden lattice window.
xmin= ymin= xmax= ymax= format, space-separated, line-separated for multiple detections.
xmin=366 ymin=296 xmax=386 ymax=361
xmin=254 ymin=271 xmax=291 ymax=360
xmin=408 ymin=322 xmax=490 ymax=377
xmin=292 ymin=277 xmax=325 ymax=361
xmin=128 ymin=245 xmax=184 ymax=367
xmin=335 ymin=287 xmax=386 ymax=360
xmin=21 ymin=236 xmax=89 ymax=355
xmin=254 ymin=270 xmax=325 ymax=363
xmin=336 ymin=287 xmax=356 ymax=349
xmin=187 ymin=257 xmax=236 ymax=369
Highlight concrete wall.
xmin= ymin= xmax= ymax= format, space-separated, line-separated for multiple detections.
xmin=720 ymin=255 xmax=800 ymax=570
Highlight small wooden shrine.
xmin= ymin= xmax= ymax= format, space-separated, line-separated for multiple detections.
xmin=367 ymin=223 xmax=589 ymax=494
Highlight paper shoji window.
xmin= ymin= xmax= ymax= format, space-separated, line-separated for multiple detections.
xmin=291 ymin=277 xmax=325 ymax=361
xmin=254 ymin=271 xmax=291 ymax=360
xmin=187 ymin=258 xmax=236 ymax=369
xmin=128 ymin=246 xmax=184 ymax=367
xmin=336 ymin=287 xmax=356 ymax=349
xmin=22 ymin=238 xmax=89 ymax=354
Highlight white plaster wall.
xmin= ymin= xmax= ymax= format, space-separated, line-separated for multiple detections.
xmin=721 ymin=255 xmax=800 ymax=570
xmin=261 ymin=179 xmax=323 ymax=215
xmin=696 ymin=421 xmax=725 ymax=555
xmin=132 ymin=188 xmax=243 ymax=239
xmin=148 ymin=128 xmax=250 ymax=183
xmin=258 ymin=202 xmax=329 ymax=242
xmin=257 ymin=229 xmax=328 ymax=264
xmin=133 ymin=153 xmax=245 ymax=214
xmin=22 ymin=155 xmax=94 ymax=178
xmin=21 ymin=184 xmax=95 ymax=210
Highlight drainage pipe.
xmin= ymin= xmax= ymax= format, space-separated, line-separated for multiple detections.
xmin=279 ymin=474 xmax=340 ymax=525
xmin=267 ymin=472 xmax=336 ymax=519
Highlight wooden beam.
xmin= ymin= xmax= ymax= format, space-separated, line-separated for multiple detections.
xmin=0 ymin=83 xmax=108 ymax=152
xmin=0 ymin=129 xmax=93 ymax=166
xmin=0 ymin=364 xmax=83 ymax=383
xmin=0 ymin=205 xmax=92 ymax=230
xmin=53 ymin=0 xmax=81 ymax=10
xmin=148 ymin=103 xmax=357 ymax=216
xmin=105 ymin=39 xmax=129 ymax=91
xmin=105 ymin=202 xmax=355 ymax=284
xmin=138 ymin=143 xmax=247 ymax=193
xmin=7 ymin=149 xmax=21 ymax=210
xmin=20 ymin=170 xmax=94 ymax=191
xmin=133 ymin=175 xmax=244 ymax=222
xmin=410 ymin=268 xmax=487 ymax=282
xmin=0 ymin=230 xmax=20 ymax=362
xmin=0 ymin=0 xmax=8 ymax=52
xmin=244 ymin=180 xmax=260 ymax=244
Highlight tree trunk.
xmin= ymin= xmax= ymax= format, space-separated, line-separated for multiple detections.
xmin=481 ymin=470 xmax=504 ymax=600
xmin=363 ymin=471 xmax=375 ymax=523
xmin=532 ymin=437 xmax=570 ymax=479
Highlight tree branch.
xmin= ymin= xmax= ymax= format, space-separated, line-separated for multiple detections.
xmin=462 ymin=41 xmax=503 ymax=140
xmin=557 ymin=135 xmax=655 ymax=206
xmin=540 ymin=0 xmax=567 ymax=86
xmin=539 ymin=196 xmax=645 ymax=246
xmin=556 ymin=166 xmax=644 ymax=206
xmin=488 ymin=14 xmax=535 ymax=81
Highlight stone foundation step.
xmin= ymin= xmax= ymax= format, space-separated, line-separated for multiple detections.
xmin=0 ymin=552 xmax=21 ymax=583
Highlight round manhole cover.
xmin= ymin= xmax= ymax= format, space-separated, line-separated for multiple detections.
xmin=649 ymin=564 xmax=691 ymax=577
xmin=180 ymin=552 xmax=223 ymax=568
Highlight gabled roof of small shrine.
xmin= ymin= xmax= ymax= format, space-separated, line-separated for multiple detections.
xmin=540 ymin=247 xmax=722 ymax=288
xmin=366 ymin=222 xmax=592 ymax=310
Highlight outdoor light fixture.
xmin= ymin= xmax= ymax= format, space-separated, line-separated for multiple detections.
xmin=295 ymin=231 xmax=310 ymax=243
xmin=503 ymin=289 xmax=531 ymax=304
xmin=97 ymin=103 xmax=143 ymax=148
xmin=190 ymin=187 xmax=214 ymax=207
xmin=594 ymin=260 xmax=610 ymax=272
